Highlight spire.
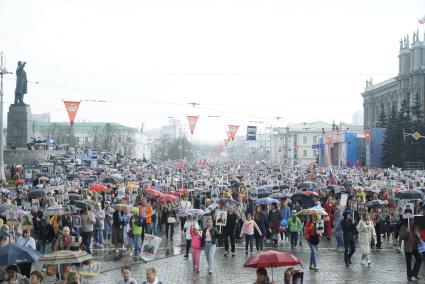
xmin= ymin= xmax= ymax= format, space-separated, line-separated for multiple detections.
xmin=406 ymin=34 xmax=410 ymax=48
xmin=400 ymin=38 xmax=403 ymax=50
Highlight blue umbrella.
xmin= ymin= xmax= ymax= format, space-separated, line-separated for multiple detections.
xmin=255 ymin=197 xmax=279 ymax=206
xmin=0 ymin=244 xmax=42 ymax=265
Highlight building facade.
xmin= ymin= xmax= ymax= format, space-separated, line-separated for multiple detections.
xmin=363 ymin=31 xmax=425 ymax=129
xmin=32 ymin=121 xmax=149 ymax=159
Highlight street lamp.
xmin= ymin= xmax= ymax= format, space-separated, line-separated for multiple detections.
xmin=0 ymin=52 xmax=11 ymax=183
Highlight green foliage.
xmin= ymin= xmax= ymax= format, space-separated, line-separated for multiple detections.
xmin=382 ymin=104 xmax=403 ymax=167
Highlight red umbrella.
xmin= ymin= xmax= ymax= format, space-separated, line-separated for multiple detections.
xmin=88 ymin=184 xmax=108 ymax=192
xmin=159 ymin=193 xmax=177 ymax=202
xmin=144 ymin=188 xmax=161 ymax=197
xmin=244 ymin=250 xmax=301 ymax=280
xmin=169 ymin=191 xmax=183 ymax=197
xmin=302 ymin=191 xmax=319 ymax=197
xmin=15 ymin=178 xmax=24 ymax=185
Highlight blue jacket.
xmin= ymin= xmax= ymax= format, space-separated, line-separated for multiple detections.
xmin=280 ymin=206 xmax=291 ymax=220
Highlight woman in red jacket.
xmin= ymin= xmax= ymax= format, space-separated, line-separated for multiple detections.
xmin=305 ymin=214 xmax=321 ymax=271
xmin=323 ymin=197 xmax=335 ymax=240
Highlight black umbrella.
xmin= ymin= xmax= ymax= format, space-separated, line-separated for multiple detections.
xmin=102 ymin=177 xmax=116 ymax=184
xmin=367 ymin=200 xmax=387 ymax=208
xmin=70 ymin=200 xmax=92 ymax=210
xmin=395 ymin=189 xmax=423 ymax=200
xmin=27 ymin=189 xmax=46 ymax=200
xmin=0 ymin=244 xmax=41 ymax=265
xmin=291 ymin=193 xmax=315 ymax=208
xmin=67 ymin=193 xmax=82 ymax=201
xmin=0 ymin=229 xmax=10 ymax=238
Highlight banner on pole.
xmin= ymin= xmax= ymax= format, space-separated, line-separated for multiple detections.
xmin=228 ymin=125 xmax=239 ymax=141
xmin=64 ymin=101 xmax=81 ymax=126
xmin=246 ymin=126 xmax=257 ymax=141
xmin=187 ymin=116 xmax=199 ymax=135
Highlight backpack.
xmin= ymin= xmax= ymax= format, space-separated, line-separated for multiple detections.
xmin=135 ymin=215 xmax=144 ymax=226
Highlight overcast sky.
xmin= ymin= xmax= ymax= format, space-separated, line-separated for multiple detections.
xmin=1 ymin=0 xmax=424 ymax=142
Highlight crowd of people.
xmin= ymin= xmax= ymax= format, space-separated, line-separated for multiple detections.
xmin=1 ymin=158 xmax=425 ymax=283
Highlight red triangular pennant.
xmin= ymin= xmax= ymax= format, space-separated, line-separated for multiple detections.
xmin=228 ymin=125 xmax=239 ymax=141
xmin=64 ymin=101 xmax=81 ymax=126
xmin=187 ymin=115 xmax=199 ymax=135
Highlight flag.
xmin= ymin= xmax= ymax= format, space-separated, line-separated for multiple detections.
xmin=228 ymin=125 xmax=239 ymax=140
xmin=328 ymin=167 xmax=334 ymax=185
xmin=63 ymin=101 xmax=81 ymax=126
xmin=187 ymin=116 xmax=199 ymax=135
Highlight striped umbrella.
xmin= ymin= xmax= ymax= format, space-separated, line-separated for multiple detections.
xmin=37 ymin=250 xmax=93 ymax=265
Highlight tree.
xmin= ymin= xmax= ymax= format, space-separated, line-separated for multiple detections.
xmin=409 ymin=92 xmax=425 ymax=162
xmin=376 ymin=101 xmax=387 ymax=128
xmin=382 ymin=104 xmax=403 ymax=167
xmin=398 ymin=96 xmax=412 ymax=163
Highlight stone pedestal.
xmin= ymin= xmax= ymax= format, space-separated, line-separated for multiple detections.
xmin=6 ymin=104 xmax=32 ymax=149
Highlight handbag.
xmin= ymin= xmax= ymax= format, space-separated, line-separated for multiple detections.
xmin=167 ymin=217 xmax=177 ymax=224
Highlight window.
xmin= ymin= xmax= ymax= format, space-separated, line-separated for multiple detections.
xmin=313 ymin=150 xmax=317 ymax=156
xmin=303 ymin=150 xmax=308 ymax=157
xmin=303 ymin=136 xmax=307 ymax=144
xmin=85 ymin=137 xmax=89 ymax=144
xmin=313 ymin=136 xmax=317 ymax=144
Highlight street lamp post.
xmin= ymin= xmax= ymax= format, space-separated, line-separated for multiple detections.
xmin=0 ymin=52 xmax=10 ymax=183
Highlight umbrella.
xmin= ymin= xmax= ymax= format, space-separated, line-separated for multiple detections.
xmin=218 ymin=198 xmax=239 ymax=208
xmin=270 ymin=192 xmax=291 ymax=199
xmin=111 ymin=173 xmax=123 ymax=180
xmin=255 ymin=197 xmax=280 ymax=206
xmin=15 ymin=179 xmax=24 ymax=185
xmin=0 ymin=229 xmax=10 ymax=238
xmin=102 ymin=177 xmax=116 ymax=184
xmin=395 ymin=189 xmax=423 ymax=200
xmin=16 ymin=209 xmax=30 ymax=219
xmin=45 ymin=205 xmax=69 ymax=216
xmin=243 ymin=250 xmax=301 ymax=280
xmin=88 ymin=184 xmax=108 ymax=192
xmin=302 ymin=191 xmax=319 ymax=197
xmin=159 ymin=193 xmax=178 ymax=202
xmin=0 ymin=244 xmax=42 ymax=265
xmin=37 ymin=250 xmax=93 ymax=265
xmin=38 ymin=176 xmax=49 ymax=182
xmin=70 ymin=200 xmax=92 ymax=210
xmin=0 ymin=188 xmax=10 ymax=194
xmin=298 ymin=205 xmax=328 ymax=216
xmin=179 ymin=208 xmax=206 ymax=218
xmin=342 ymin=179 xmax=353 ymax=186
xmin=144 ymin=188 xmax=161 ymax=197
xmin=27 ymin=189 xmax=46 ymax=200
xmin=67 ymin=193 xmax=82 ymax=201
xmin=366 ymin=200 xmax=387 ymax=208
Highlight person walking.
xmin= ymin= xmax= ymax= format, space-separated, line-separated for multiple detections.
xmin=130 ymin=208 xmax=143 ymax=258
xmin=399 ymin=221 xmax=422 ymax=281
xmin=223 ymin=206 xmax=238 ymax=257
xmin=80 ymin=208 xmax=96 ymax=254
xmin=268 ymin=203 xmax=281 ymax=248
xmin=341 ymin=211 xmax=356 ymax=267
xmin=183 ymin=216 xmax=199 ymax=258
xmin=163 ymin=202 xmax=177 ymax=242
xmin=254 ymin=206 xmax=268 ymax=253
xmin=279 ymin=200 xmax=291 ymax=245
xmin=103 ymin=201 xmax=115 ymax=245
xmin=356 ymin=212 xmax=376 ymax=266
xmin=305 ymin=214 xmax=320 ymax=272
xmin=202 ymin=218 xmax=219 ymax=274
xmin=190 ymin=225 xmax=202 ymax=273
xmin=93 ymin=202 xmax=105 ymax=248
xmin=240 ymin=213 xmax=262 ymax=255
xmin=287 ymin=210 xmax=302 ymax=250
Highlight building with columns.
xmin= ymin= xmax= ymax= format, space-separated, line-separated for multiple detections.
xmin=363 ymin=30 xmax=425 ymax=129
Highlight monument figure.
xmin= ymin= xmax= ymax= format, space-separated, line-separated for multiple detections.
xmin=14 ymin=61 xmax=27 ymax=105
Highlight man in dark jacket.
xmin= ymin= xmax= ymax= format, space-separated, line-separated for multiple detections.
xmin=341 ymin=211 xmax=356 ymax=267
xmin=223 ymin=206 xmax=238 ymax=257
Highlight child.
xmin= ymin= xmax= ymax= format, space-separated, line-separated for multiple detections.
xmin=240 ymin=213 xmax=262 ymax=255
xmin=142 ymin=267 xmax=163 ymax=284
xmin=115 ymin=266 xmax=137 ymax=284
xmin=183 ymin=216 xmax=199 ymax=258
xmin=190 ymin=224 xmax=202 ymax=273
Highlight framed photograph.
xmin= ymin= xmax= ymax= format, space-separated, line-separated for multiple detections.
xmin=351 ymin=201 xmax=358 ymax=211
xmin=6 ymin=209 xmax=17 ymax=222
xmin=72 ymin=216 xmax=81 ymax=228
xmin=22 ymin=202 xmax=31 ymax=211
xmin=141 ymin=234 xmax=162 ymax=262
xmin=402 ymin=202 xmax=415 ymax=219
xmin=215 ymin=210 xmax=227 ymax=226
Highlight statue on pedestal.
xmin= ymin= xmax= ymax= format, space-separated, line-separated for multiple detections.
xmin=14 ymin=61 xmax=27 ymax=105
